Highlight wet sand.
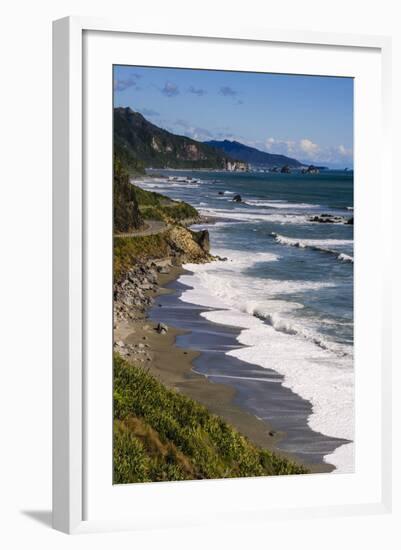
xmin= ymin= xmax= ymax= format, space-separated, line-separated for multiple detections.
xmin=116 ymin=269 xmax=284 ymax=458
xmin=115 ymin=266 xmax=348 ymax=473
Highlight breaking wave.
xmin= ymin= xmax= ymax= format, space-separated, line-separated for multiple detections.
xmin=271 ymin=233 xmax=354 ymax=263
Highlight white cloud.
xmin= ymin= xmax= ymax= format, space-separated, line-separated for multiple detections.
xmin=264 ymin=137 xmax=296 ymax=155
xmin=337 ymin=144 xmax=352 ymax=157
xmin=299 ymin=138 xmax=319 ymax=156
xmin=170 ymin=118 xmax=213 ymax=141
xmin=263 ymin=136 xmax=353 ymax=166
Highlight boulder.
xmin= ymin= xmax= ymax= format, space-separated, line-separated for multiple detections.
xmin=157 ymin=265 xmax=170 ymax=274
xmin=233 ymin=194 xmax=242 ymax=203
xmin=192 ymin=229 xmax=210 ymax=252
xmin=156 ymin=322 xmax=168 ymax=334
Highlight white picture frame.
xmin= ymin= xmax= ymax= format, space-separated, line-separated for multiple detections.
xmin=52 ymin=16 xmax=392 ymax=534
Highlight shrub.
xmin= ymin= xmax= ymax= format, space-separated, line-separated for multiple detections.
xmin=113 ymin=354 xmax=308 ymax=483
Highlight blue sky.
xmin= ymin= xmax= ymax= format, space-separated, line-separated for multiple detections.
xmin=114 ymin=65 xmax=353 ymax=168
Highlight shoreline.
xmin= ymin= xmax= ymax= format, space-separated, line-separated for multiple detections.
xmin=115 ymin=266 xmax=280 ymax=451
xmin=114 ymin=264 xmax=334 ymax=474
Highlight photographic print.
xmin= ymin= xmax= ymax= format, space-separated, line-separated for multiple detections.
xmin=113 ymin=65 xmax=354 ymax=484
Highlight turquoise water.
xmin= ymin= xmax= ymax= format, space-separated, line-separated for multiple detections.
xmin=144 ymin=170 xmax=353 ymax=353
xmin=137 ymin=169 xmax=354 ymax=472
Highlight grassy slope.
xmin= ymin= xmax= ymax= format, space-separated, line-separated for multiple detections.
xmin=133 ymin=184 xmax=199 ymax=222
xmin=113 ymin=185 xmax=201 ymax=280
xmin=114 ymin=355 xmax=308 ymax=483
xmin=114 ymin=233 xmax=170 ymax=281
xmin=113 ymin=157 xmax=144 ymax=232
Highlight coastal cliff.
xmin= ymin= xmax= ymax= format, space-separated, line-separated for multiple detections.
xmin=113 ymin=226 xmax=212 ymax=324
xmin=114 ymin=107 xmax=248 ymax=172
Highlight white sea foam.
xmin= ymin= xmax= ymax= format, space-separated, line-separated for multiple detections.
xmin=180 ymin=247 xmax=354 ymax=473
xmin=272 ymin=233 xmax=354 ymax=263
xmin=245 ymin=199 xmax=318 ymax=209
xmin=337 ymin=253 xmax=354 ymax=263
xmin=198 ymin=207 xmax=310 ymax=225
xmin=132 ymin=177 xmax=203 ymax=190
xmin=141 ymin=182 xmax=200 ymax=189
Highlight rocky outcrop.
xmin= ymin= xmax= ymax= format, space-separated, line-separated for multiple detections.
xmin=224 ymin=160 xmax=248 ymax=172
xmin=301 ymin=165 xmax=320 ymax=174
xmin=113 ymin=227 xmax=213 ymax=324
xmin=191 ymin=229 xmax=210 ymax=253
xmin=114 ymin=263 xmax=158 ymax=323
xmin=166 ymin=226 xmax=212 ymax=263
xmin=309 ymin=214 xmax=353 ymax=224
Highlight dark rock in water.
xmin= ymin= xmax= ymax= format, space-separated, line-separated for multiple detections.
xmin=309 ymin=215 xmax=335 ymax=223
xmin=309 ymin=213 xmax=350 ymax=224
xmin=309 ymin=213 xmax=353 ymax=225
xmin=301 ymin=165 xmax=320 ymax=174
xmin=218 ymin=191 xmax=224 ymax=195
xmin=192 ymin=229 xmax=210 ymax=252
xmin=156 ymin=322 xmax=168 ymax=334
xmin=233 ymin=194 xmax=242 ymax=203
xmin=280 ymin=165 xmax=291 ymax=174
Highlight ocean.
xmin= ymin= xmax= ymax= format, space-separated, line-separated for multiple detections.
xmin=137 ymin=170 xmax=354 ymax=473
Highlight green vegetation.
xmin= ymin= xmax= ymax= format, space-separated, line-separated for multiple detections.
xmin=114 ymin=354 xmax=308 ymax=484
xmin=132 ymin=185 xmax=170 ymax=206
xmin=114 ymin=233 xmax=170 ymax=281
xmin=113 ymin=112 xmax=202 ymax=235
xmin=113 ymin=162 xmax=199 ymax=235
xmin=133 ymin=184 xmax=199 ymax=223
xmin=140 ymin=201 xmax=198 ymax=222
xmin=113 ymin=156 xmax=143 ymax=233
xmin=114 ymin=107 xmax=236 ymax=170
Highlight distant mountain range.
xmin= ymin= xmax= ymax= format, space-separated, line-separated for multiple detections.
xmin=204 ymin=140 xmax=303 ymax=168
xmin=114 ymin=107 xmax=247 ymax=172
xmin=114 ymin=107 xmax=306 ymax=173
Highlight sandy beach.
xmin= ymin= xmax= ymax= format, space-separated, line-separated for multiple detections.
xmin=114 ymin=265 xmax=334 ymax=473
